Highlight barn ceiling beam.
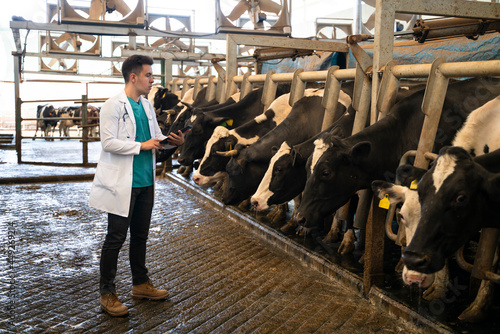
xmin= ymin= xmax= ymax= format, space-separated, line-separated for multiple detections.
xmin=120 ymin=48 xmax=224 ymax=62
xmin=10 ymin=20 xmax=225 ymax=40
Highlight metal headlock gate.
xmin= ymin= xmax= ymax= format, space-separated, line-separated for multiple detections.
xmin=162 ymin=0 xmax=500 ymax=301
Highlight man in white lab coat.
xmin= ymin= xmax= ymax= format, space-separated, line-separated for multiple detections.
xmin=89 ymin=55 xmax=184 ymax=317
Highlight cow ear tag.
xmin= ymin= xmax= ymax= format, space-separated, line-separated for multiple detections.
xmin=162 ymin=92 xmax=167 ymax=98
xmin=379 ymin=194 xmax=390 ymax=210
xmin=410 ymin=179 xmax=418 ymax=190
xmin=227 ymin=119 xmax=233 ymax=126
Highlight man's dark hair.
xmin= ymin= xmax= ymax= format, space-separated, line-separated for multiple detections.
xmin=121 ymin=55 xmax=154 ymax=83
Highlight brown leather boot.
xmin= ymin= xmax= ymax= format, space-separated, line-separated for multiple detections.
xmin=100 ymin=293 xmax=129 ymax=317
xmin=132 ymin=279 xmax=169 ymax=300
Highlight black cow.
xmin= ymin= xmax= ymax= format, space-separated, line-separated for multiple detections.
xmin=34 ymin=104 xmax=58 ymax=140
xmin=223 ymin=89 xmax=340 ymax=205
xmin=294 ymin=77 xmax=500 ymax=230
xmin=177 ymin=85 xmax=289 ymax=167
xmin=403 ymin=146 xmax=500 ymax=274
xmin=153 ymin=87 xmax=180 ymax=114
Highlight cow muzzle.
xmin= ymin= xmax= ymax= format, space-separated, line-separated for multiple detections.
xmin=402 ymin=250 xmax=432 ymax=273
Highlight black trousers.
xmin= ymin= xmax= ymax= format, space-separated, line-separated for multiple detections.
xmin=99 ymin=185 xmax=154 ymax=295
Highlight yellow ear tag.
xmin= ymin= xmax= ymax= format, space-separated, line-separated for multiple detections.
xmin=226 ymin=119 xmax=233 ymax=126
xmin=410 ymin=179 xmax=418 ymax=190
xmin=162 ymin=92 xmax=166 ymax=98
xmin=229 ymin=144 xmax=232 ymax=150
xmin=379 ymin=194 xmax=390 ymax=210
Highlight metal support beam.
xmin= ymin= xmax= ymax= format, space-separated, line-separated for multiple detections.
xmin=363 ymin=191 xmax=387 ymax=296
xmin=321 ymin=66 xmax=341 ymax=131
xmin=414 ymin=58 xmax=449 ymax=169
xmin=14 ymin=54 xmax=21 ymax=163
xmin=205 ymin=75 xmax=217 ymax=102
xmin=262 ymin=71 xmax=278 ymax=110
xmin=376 ymin=60 xmax=400 ymax=119
xmin=289 ymin=69 xmax=305 ymax=106
xmin=240 ymin=72 xmax=253 ymax=99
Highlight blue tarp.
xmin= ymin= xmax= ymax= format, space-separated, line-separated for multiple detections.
xmin=261 ymin=33 xmax=500 ymax=74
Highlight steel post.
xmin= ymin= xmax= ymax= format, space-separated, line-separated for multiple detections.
xmin=414 ymin=58 xmax=449 ymax=169
xmin=262 ymin=71 xmax=278 ymax=110
xmin=321 ymin=66 xmax=341 ymax=131
xmin=289 ymin=69 xmax=305 ymax=106
xmin=81 ymin=95 xmax=89 ymax=165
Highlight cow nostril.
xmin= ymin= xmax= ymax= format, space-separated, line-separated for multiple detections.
xmin=402 ymin=251 xmax=431 ymax=270
xmin=251 ymin=200 xmax=259 ymax=210
xmin=293 ymin=213 xmax=306 ymax=226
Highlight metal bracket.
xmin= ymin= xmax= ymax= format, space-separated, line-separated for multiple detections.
xmin=377 ymin=60 xmax=400 ymax=119
xmin=289 ymin=68 xmax=305 ymax=106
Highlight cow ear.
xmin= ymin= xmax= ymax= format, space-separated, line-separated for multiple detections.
xmin=396 ymin=164 xmax=427 ymax=188
xmin=350 ymin=141 xmax=371 ymax=165
xmin=371 ymin=180 xmax=407 ymax=205
xmin=484 ymin=173 xmax=500 ymax=201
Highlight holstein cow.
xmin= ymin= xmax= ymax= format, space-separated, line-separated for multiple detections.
xmin=251 ymin=105 xmax=355 ymax=212
xmin=177 ymin=86 xmax=289 ymax=168
xmin=224 ymin=89 xmax=340 ymax=206
xmin=34 ymin=104 xmax=58 ymax=140
xmin=402 ymin=146 xmax=500 ymax=322
xmin=156 ymin=87 xmax=239 ymax=166
xmin=293 ymin=77 xmax=500 ymax=234
xmin=192 ymin=92 xmax=293 ymax=186
xmin=373 ymin=95 xmax=500 ymax=290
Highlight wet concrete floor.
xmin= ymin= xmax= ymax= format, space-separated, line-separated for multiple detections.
xmin=0 ymin=140 xmax=428 ymax=333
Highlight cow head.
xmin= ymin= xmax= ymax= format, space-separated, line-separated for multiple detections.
xmin=192 ymin=126 xmax=237 ymax=185
xmin=293 ymin=133 xmax=373 ymax=229
xmin=154 ymin=87 xmax=180 ymax=113
xmin=372 ymin=180 xmax=437 ymax=289
xmin=251 ymin=142 xmax=305 ymax=210
xmin=222 ymin=160 xmax=269 ymax=205
xmin=403 ymin=146 xmax=500 ymax=274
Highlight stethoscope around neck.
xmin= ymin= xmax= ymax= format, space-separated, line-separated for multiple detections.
xmin=122 ymin=103 xmax=134 ymax=139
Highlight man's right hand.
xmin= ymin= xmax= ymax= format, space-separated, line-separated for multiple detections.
xmin=140 ymin=138 xmax=162 ymax=151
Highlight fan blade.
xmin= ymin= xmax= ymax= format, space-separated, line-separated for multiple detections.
xmin=319 ymin=32 xmax=329 ymax=39
xmin=48 ymin=58 xmax=59 ymax=67
xmin=259 ymin=0 xmax=281 ymax=15
xmin=172 ymin=39 xmax=189 ymax=51
xmin=55 ymin=32 xmax=72 ymax=45
xmin=227 ymin=1 xmax=249 ymax=21
xmin=89 ymin=0 xmax=103 ymax=20
xmin=108 ymin=0 xmax=131 ymax=16
xmin=79 ymin=34 xmax=96 ymax=42
xmin=151 ymin=37 xmax=169 ymax=48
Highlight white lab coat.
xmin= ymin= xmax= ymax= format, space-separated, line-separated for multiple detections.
xmin=89 ymin=90 xmax=167 ymax=217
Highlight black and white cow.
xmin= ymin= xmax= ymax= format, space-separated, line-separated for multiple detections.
xmin=403 ymin=146 xmax=500 ymax=274
xmin=34 ymin=104 xmax=58 ymax=140
xmin=192 ymin=93 xmax=293 ymax=186
xmin=293 ymin=77 xmax=500 ymax=231
xmin=177 ymin=86 xmax=289 ymax=167
xmin=223 ymin=88 xmax=346 ymax=205
xmin=250 ymin=105 xmax=356 ymax=211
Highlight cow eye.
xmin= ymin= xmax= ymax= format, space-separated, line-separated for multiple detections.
xmin=321 ymin=169 xmax=331 ymax=178
xmin=275 ymin=166 xmax=282 ymax=173
xmin=396 ymin=212 xmax=405 ymax=224
xmin=456 ymin=194 xmax=466 ymax=204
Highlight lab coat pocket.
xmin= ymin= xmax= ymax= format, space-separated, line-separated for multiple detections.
xmin=94 ymin=161 xmax=120 ymax=193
